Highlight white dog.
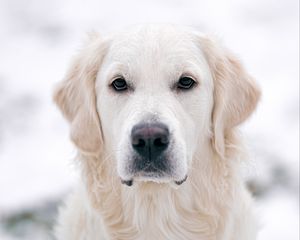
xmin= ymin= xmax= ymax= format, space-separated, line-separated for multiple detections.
xmin=54 ymin=24 xmax=260 ymax=240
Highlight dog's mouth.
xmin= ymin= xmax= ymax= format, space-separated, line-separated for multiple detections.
xmin=174 ymin=175 xmax=188 ymax=185
xmin=120 ymin=175 xmax=188 ymax=187
xmin=121 ymin=179 xmax=134 ymax=186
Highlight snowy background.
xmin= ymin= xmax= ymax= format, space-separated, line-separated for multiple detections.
xmin=0 ymin=0 xmax=298 ymax=239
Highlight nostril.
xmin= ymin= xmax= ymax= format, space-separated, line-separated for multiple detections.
xmin=153 ymin=137 xmax=168 ymax=147
xmin=133 ymin=139 xmax=146 ymax=148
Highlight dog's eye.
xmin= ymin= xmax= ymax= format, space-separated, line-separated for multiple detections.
xmin=112 ymin=78 xmax=128 ymax=91
xmin=177 ymin=77 xmax=195 ymax=90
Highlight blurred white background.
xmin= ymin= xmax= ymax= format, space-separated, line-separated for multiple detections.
xmin=0 ymin=0 xmax=298 ymax=239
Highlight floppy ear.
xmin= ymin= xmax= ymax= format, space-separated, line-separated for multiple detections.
xmin=53 ymin=34 xmax=107 ymax=155
xmin=200 ymin=37 xmax=261 ymax=157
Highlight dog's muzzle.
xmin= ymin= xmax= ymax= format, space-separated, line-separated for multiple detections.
xmin=120 ymin=122 xmax=187 ymax=186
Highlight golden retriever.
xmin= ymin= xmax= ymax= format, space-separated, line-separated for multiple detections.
xmin=53 ymin=24 xmax=260 ymax=240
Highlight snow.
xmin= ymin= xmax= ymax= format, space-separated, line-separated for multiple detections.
xmin=257 ymin=190 xmax=299 ymax=240
xmin=0 ymin=0 xmax=298 ymax=239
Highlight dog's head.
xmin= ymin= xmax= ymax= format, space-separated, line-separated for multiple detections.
xmin=54 ymin=25 xmax=260 ymax=187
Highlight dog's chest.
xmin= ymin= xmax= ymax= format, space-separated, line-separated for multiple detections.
xmin=132 ymin=218 xmax=215 ymax=240
xmin=115 ymin=193 xmax=217 ymax=240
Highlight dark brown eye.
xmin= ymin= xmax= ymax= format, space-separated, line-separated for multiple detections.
xmin=177 ymin=77 xmax=195 ymax=90
xmin=112 ymin=78 xmax=127 ymax=91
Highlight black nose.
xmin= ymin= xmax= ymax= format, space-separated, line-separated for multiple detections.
xmin=131 ymin=123 xmax=169 ymax=160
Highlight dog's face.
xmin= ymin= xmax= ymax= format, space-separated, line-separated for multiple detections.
xmin=54 ymin=25 xmax=260 ymax=187
xmin=96 ymin=27 xmax=214 ymax=185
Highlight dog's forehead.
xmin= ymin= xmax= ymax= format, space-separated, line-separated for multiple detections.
xmin=105 ymin=25 xmax=206 ymax=72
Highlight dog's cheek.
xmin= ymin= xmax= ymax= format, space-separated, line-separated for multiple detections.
xmin=113 ymin=112 xmax=138 ymax=178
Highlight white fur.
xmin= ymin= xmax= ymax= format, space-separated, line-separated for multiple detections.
xmin=53 ymin=24 xmax=260 ymax=240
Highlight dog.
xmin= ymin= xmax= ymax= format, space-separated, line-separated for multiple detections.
xmin=53 ymin=24 xmax=260 ymax=240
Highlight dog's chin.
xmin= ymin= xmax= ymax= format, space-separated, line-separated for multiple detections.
xmin=120 ymin=173 xmax=188 ymax=187
xmin=136 ymin=175 xmax=172 ymax=184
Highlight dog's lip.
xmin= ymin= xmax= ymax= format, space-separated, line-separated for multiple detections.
xmin=174 ymin=175 xmax=188 ymax=185
xmin=121 ymin=179 xmax=133 ymax=186
xmin=121 ymin=175 xmax=188 ymax=186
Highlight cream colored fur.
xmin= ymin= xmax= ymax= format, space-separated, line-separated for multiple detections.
xmin=53 ymin=24 xmax=260 ymax=240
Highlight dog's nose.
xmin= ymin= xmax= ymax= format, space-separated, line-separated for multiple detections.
xmin=131 ymin=123 xmax=169 ymax=160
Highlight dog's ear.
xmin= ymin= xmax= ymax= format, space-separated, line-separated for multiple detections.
xmin=53 ymin=34 xmax=107 ymax=155
xmin=200 ymin=37 xmax=261 ymax=157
